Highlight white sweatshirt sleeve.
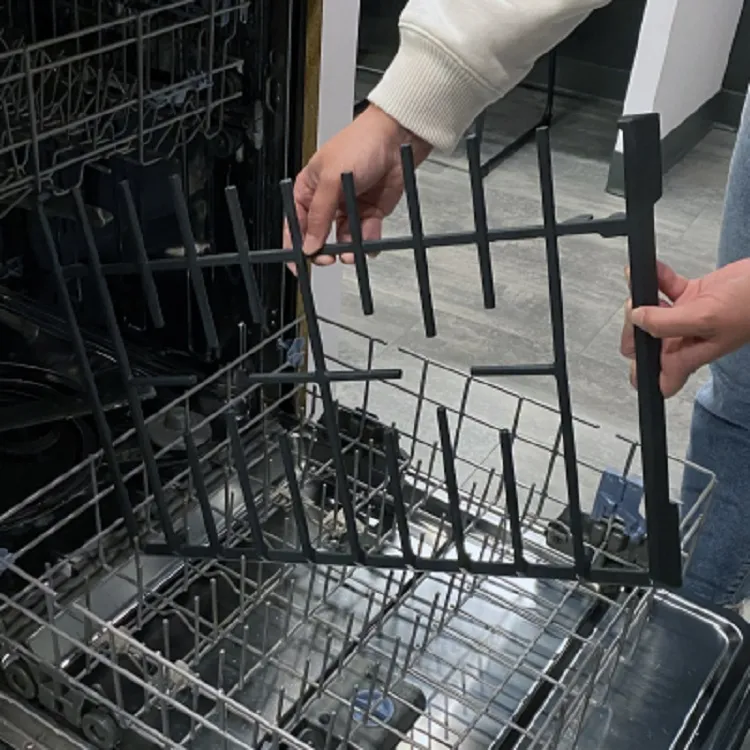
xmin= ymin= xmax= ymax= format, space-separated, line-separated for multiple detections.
xmin=368 ymin=0 xmax=612 ymax=152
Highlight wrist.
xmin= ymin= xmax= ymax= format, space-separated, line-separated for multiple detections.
xmin=364 ymin=103 xmax=433 ymax=165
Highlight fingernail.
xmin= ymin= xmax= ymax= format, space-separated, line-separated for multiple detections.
xmin=630 ymin=308 xmax=644 ymax=327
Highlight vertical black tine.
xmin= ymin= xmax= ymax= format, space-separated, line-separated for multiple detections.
xmin=225 ymin=415 xmax=269 ymax=558
xmin=118 ymin=179 xmax=165 ymax=328
xmin=168 ymin=173 xmax=220 ymax=353
xmin=279 ymin=178 xmax=365 ymax=562
xmin=384 ymin=428 xmax=416 ymax=565
xmin=436 ymin=407 xmax=472 ymax=570
xmin=278 ymin=432 xmax=316 ymax=562
xmin=69 ymin=188 xmax=179 ymax=548
xmin=224 ymin=185 xmax=266 ymax=327
xmin=535 ymin=127 xmax=588 ymax=577
xmin=183 ymin=427 xmax=221 ymax=552
xmin=400 ymin=144 xmax=437 ymax=337
xmin=619 ymin=113 xmax=680 ymax=587
xmin=35 ymin=202 xmax=139 ymax=541
xmin=465 ymin=134 xmax=496 ymax=308
xmin=499 ymin=429 xmax=527 ymax=573
xmin=341 ymin=171 xmax=374 ymax=315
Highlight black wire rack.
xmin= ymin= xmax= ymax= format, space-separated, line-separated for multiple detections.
xmin=34 ymin=111 xmax=684 ymax=588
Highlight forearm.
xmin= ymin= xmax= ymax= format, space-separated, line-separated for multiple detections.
xmin=368 ymin=0 xmax=612 ymax=152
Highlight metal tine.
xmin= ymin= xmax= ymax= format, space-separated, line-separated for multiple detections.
xmin=69 ymin=188 xmax=180 ymax=547
xmin=168 ymin=173 xmax=220 ymax=353
xmin=499 ymin=429 xmax=527 ymax=573
xmin=294 ymin=659 xmax=311 ymax=723
xmin=465 ymin=133 xmax=495 ymax=308
xmin=535 ymin=126 xmax=588 ymax=577
xmin=384 ymin=428 xmax=416 ymax=565
xmin=224 ymin=185 xmax=266 ymax=326
xmin=211 ymin=577 xmax=220 ymax=635
xmin=377 ymin=638 xmax=400 ymax=701
xmin=535 ymin=423 xmax=563 ymax=518
xmin=239 ymin=624 xmax=249 ymax=691
xmin=405 ymin=614 xmax=421 ymax=671
xmin=400 ymin=143 xmax=437 ymax=337
xmin=218 ymin=648 xmax=227 ymax=690
xmin=107 ymin=631 xmax=125 ymax=711
xmin=341 ymin=171 xmax=375 ymax=315
xmin=280 ymin=178 xmax=365 ymax=563
xmin=239 ymin=555 xmax=247 ymax=617
xmin=324 ymin=709 xmax=338 ymax=749
xmin=184 ymin=427 xmax=222 ymax=552
xmin=162 ymin=618 xmax=171 ymax=662
xmin=436 ymin=407 xmax=472 ymax=570
xmin=278 ymin=433 xmax=316 ymax=562
xmin=118 ymin=179 xmax=164 ymax=328
xmin=159 ymin=659 xmax=170 ymax=738
xmin=36 ymin=201 xmax=140 ymax=541
xmin=362 ymin=664 xmax=381 ymax=728
xmin=226 ymin=415 xmax=270 ymax=558
xmin=424 ymin=592 xmax=440 ymax=647
xmin=410 ymin=359 xmax=430 ymax=459
xmin=193 ymin=595 xmax=202 ymax=658
xmin=342 ymin=688 xmax=358 ymax=748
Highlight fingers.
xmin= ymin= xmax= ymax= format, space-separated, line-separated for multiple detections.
xmin=336 ymin=214 xmax=384 ymax=265
xmin=631 ymin=301 xmax=716 ymax=339
xmin=620 ymin=297 xmax=673 ymax=360
xmin=620 ymin=299 xmax=636 ymax=359
xmin=629 ymin=352 xmax=690 ymax=398
xmin=625 ymin=262 xmax=690 ymax=303
xmin=656 ymin=260 xmax=690 ymax=302
xmin=303 ymin=175 xmax=340 ymax=258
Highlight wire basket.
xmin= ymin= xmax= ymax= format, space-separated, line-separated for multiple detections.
xmin=0 ymin=0 xmax=249 ymax=216
xmin=0 ymin=314 xmax=716 ymax=748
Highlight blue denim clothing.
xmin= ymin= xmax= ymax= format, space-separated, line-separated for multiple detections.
xmin=680 ymin=89 xmax=750 ymax=607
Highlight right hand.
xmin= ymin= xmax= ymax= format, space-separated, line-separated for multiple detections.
xmin=284 ymin=104 xmax=433 ymax=266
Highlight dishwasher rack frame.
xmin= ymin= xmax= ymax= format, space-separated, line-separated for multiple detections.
xmin=32 ymin=108 xmax=691 ymax=588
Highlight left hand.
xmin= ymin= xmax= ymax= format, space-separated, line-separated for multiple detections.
xmin=621 ymin=259 xmax=750 ymax=397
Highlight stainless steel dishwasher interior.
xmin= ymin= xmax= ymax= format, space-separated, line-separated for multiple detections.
xmin=1 ymin=321 xmax=742 ymax=750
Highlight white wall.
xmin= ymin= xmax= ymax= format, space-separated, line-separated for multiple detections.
xmin=310 ymin=0 xmax=360 ymax=362
xmin=616 ymin=0 xmax=743 ymax=151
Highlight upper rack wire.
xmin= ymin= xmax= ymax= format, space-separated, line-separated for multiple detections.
xmin=0 ymin=0 xmax=250 ymax=217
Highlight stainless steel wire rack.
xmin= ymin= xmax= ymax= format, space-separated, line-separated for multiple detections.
xmin=0 ymin=316 xmax=727 ymax=749
xmin=0 ymin=0 xmax=249 ymax=217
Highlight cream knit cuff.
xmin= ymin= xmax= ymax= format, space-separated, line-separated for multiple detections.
xmin=367 ymin=24 xmax=501 ymax=153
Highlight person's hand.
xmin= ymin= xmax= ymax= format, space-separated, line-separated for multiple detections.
xmin=284 ymin=104 xmax=432 ymax=267
xmin=620 ymin=259 xmax=750 ymax=397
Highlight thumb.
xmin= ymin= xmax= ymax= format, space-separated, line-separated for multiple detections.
xmin=303 ymin=175 xmax=340 ymax=255
xmin=631 ymin=302 xmax=714 ymax=339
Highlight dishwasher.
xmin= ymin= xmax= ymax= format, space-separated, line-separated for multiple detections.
xmin=1 ymin=2 xmax=750 ymax=749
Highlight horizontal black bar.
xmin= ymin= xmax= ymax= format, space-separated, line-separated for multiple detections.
xmin=239 ymin=368 xmax=403 ymax=384
xmin=142 ymin=542 xmax=652 ymax=584
xmin=471 ymin=364 xmax=556 ymax=378
xmin=59 ymin=215 xmax=629 ymax=280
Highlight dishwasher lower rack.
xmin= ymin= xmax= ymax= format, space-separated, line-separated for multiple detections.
xmin=0 ymin=319 xmax=724 ymax=750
